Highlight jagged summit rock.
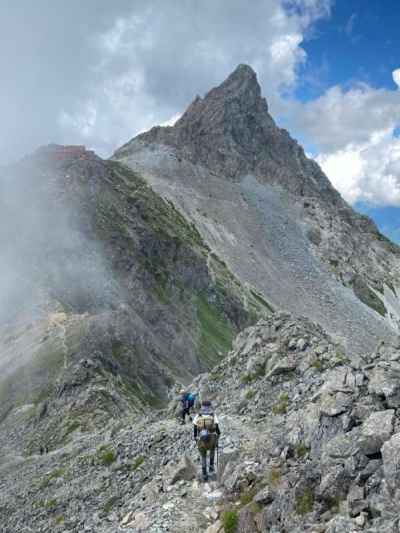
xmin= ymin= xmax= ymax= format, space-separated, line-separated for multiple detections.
xmin=113 ymin=65 xmax=400 ymax=355
xmin=114 ymin=64 xmax=337 ymax=199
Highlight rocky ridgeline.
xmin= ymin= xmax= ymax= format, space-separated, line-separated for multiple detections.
xmin=114 ymin=64 xmax=400 ymax=351
xmin=190 ymin=314 xmax=400 ymax=532
xmin=4 ymin=313 xmax=400 ymax=532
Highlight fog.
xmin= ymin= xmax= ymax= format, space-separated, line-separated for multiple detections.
xmin=0 ymin=152 xmax=119 ymax=329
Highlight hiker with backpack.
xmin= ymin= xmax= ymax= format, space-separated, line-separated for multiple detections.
xmin=180 ymin=389 xmax=197 ymax=425
xmin=193 ymin=400 xmax=221 ymax=482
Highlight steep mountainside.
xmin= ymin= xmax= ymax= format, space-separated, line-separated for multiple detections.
xmin=114 ymin=64 xmax=400 ymax=355
xmin=0 ymin=146 xmax=267 ymax=453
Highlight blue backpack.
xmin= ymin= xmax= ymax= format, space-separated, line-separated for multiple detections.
xmin=186 ymin=392 xmax=196 ymax=408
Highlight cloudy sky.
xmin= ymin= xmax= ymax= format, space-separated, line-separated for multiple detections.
xmin=1 ymin=0 xmax=400 ymax=236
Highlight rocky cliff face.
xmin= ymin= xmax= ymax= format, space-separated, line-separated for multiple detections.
xmin=114 ymin=64 xmax=400 ymax=355
xmin=0 ymin=146 xmax=267 ymax=453
xmin=115 ymin=64 xmax=336 ymax=200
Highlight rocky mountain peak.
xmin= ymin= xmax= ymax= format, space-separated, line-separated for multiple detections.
xmin=184 ymin=63 xmax=262 ymax=113
xmin=114 ymin=64 xmax=337 ymax=199
xmin=174 ymin=63 xmax=267 ymax=133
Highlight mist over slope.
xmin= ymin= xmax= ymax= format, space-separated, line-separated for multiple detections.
xmin=114 ymin=64 xmax=400 ymax=356
xmin=0 ymin=145 xmax=266 ymax=453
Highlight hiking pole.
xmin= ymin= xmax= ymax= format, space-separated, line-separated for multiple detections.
xmin=217 ymin=438 xmax=219 ymax=473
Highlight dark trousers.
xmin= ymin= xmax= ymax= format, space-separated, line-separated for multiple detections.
xmin=200 ymin=447 xmax=216 ymax=476
xmin=181 ymin=406 xmax=190 ymax=422
xmin=198 ymin=434 xmax=217 ymax=478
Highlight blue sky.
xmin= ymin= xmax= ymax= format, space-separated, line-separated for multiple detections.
xmin=1 ymin=1 xmax=400 ymax=241
xmin=356 ymin=202 xmax=400 ymax=243
xmin=299 ymin=1 xmax=400 ymax=99
xmin=296 ymin=1 xmax=400 ymax=241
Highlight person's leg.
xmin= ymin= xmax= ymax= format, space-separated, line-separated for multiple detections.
xmin=209 ymin=446 xmax=215 ymax=473
xmin=200 ymin=448 xmax=208 ymax=481
xmin=181 ymin=407 xmax=187 ymax=424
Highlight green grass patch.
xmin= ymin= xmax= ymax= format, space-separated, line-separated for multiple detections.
xmin=272 ymin=392 xmax=289 ymax=415
xmin=310 ymin=359 xmax=323 ymax=371
xmin=250 ymin=501 xmax=262 ymax=514
xmin=295 ymin=487 xmax=314 ymax=515
xmin=330 ymin=349 xmax=350 ymax=367
xmin=245 ymin=389 xmax=256 ymax=400
xmin=63 ymin=420 xmax=80 ymax=438
xmin=222 ymin=509 xmax=239 ymax=533
xmin=295 ymin=443 xmax=310 ymax=458
xmin=352 ymin=276 xmax=386 ymax=317
xmin=269 ymin=467 xmax=282 ymax=487
xmin=45 ymin=498 xmax=57 ymax=508
xmin=40 ymin=468 xmax=65 ymax=489
xmin=96 ymin=445 xmax=117 ymax=466
xmin=241 ymin=373 xmax=254 ymax=385
xmin=239 ymin=488 xmax=257 ymax=506
xmin=196 ymin=293 xmax=234 ymax=367
xmin=131 ymin=455 xmax=145 ymax=471
xmin=102 ymin=496 xmax=119 ymax=514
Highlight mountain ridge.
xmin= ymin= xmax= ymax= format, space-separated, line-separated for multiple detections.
xmin=113 ymin=63 xmax=400 ymax=356
xmin=114 ymin=64 xmax=340 ymax=203
xmin=3 ymin=64 xmax=400 ymax=532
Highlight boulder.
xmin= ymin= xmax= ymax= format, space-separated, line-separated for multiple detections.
xmin=347 ymin=484 xmax=368 ymax=517
xmin=254 ymin=486 xmax=274 ymax=505
xmin=238 ymin=504 xmax=259 ymax=533
xmin=266 ymin=354 xmax=297 ymax=378
xmin=324 ymin=433 xmax=357 ymax=461
xmin=169 ymin=454 xmax=197 ymax=485
xmin=205 ymin=520 xmax=223 ymax=533
xmin=317 ymin=466 xmax=351 ymax=501
xmin=320 ymin=392 xmax=352 ymax=417
xmin=368 ymin=366 xmax=400 ymax=407
xmin=297 ymin=338 xmax=309 ymax=351
xmin=325 ymin=516 xmax=358 ymax=533
xmin=358 ymin=410 xmax=394 ymax=455
xmin=382 ymin=432 xmax=400 ymax=492
xmin=121 ymin=511 xmax=151 ymax=530
xmin=246 ymin=353 xmax=266 ymax=378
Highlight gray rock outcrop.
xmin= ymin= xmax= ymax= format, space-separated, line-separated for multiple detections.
xmin=113 ymin=64 xmax=400 ymax=356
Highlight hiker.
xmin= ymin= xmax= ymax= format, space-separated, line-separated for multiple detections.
xmin=193 ymin=400 xmax=221 ymax=482
xmin=180 ymin=389 xmax=196 ymax=425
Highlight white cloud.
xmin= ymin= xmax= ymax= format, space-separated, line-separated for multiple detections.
xmin=288 ymin=77 xmax=400 ymax=206
xmin=55 ymin=0 xmax=400 ymax=210
xmin=393 ymin=68 xmax=400 ymax=89
xmin=269 ymin=33 xmax=306 ymax=87
xmin=59 ymin=0 xmax=331 ymax=156
xmin=316 ymin=128 xmax=400 ymax=206
xmin=291 ymin=83 xmax=400 ymax=151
